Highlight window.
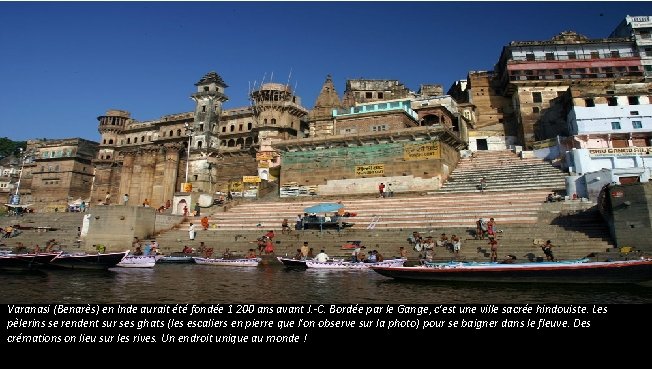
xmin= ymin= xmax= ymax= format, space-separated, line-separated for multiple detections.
xmin=568 ymin=52 xmax=577 ymax=60
xmin=545 ymin=52 xmax=555 ymax=60
xmin=169 ymin=130 xmax=173 ymax=137
xmin=201 ymin=106 xmax=206 ymax=112
xmin=109 ymin=139 xmax=113 ymax=144
xmin=199 ymin=124 xmax=204 ymax=132
xmin=378 ymin=92 xmax=384 ymax=99
xmin=630 ymin=111 xmax=639 ymax=115
xmin=533 ymin=107 xmax=540 ymax=113
xmin=177 ymin=129 xmax=181 ymax=136
xmin=222 ymin=127 xmax=226 ymax=132
xmin=590 ymin=51 xmax=600 ymax=59
xmin=197 ymin=141 xmax=202 ymax=148
xmin=532 ymin=92 xmax=542 ymax=103
xmin=526 ymin=53 xmax=535 ymax=61
xmin=239 ymin=124 xmax=243 ymax=131
xmin=629 ymin=66 xmax=640 ymax=72
xmin=103 ymin=139 xmax=106 ymax=144
xmin=247 ymin=122 xmax=252 ymax=130
xmin=607 ymin=97 xmax=618 ymax=106
xmin=628 ymin=96 xmax=639 ymax=105
xmin=585 ymin=98 xmax=595 ymax=107
xmin=610 ymin=50 xmax=620 ymax=58
xmin=141 ymin=136 xmax=145 ymax=142
xmin=365 ymin=92 xmax=373 ymax=99
xmin=203 ymin=86 xmax=209 ymax=92
xmin=611 ymin=122 xmax=621 ymax=130
xmin=230 ymin=125 xmax=235 ymax=132
xmin=632 ymin=121 xmax=643 ymax=129
xmin=127 ymin=138 xmax=131 ymax=144
xmin=371 ymin=125 xmax=388 ymax=132
xmin=271 ymin=118 xmax=276 ymax=125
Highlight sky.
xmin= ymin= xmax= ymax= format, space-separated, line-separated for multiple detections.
xmin=1 ymin=1 xmax=652 ymax=142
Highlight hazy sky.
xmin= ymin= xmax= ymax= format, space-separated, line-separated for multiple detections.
xmin=1 ymin=1 xmax=651 ymax=141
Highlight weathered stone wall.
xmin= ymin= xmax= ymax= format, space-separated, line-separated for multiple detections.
xmin=604 ymin=182 xmax=652 ymax=251
xmin=82 ymin=205 xmax=156 ymax=252
xmin=154 ymin=213 xmax=184 ymax=234
xmin=515 ymin=85 xmax=569 ymax=148
xmin=280 ymin=138 xmax=458 ymax=195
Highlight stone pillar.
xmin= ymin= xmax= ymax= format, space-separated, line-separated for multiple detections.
xmin=151 ymin=147 xmax=166 ymax=208
xmin=119 ymin=153 xmax=135 ymax=205
xmin=137 ymin=149 xmax=156 ymax=206
xmin=163 ymin=144 xmax=180 ymax=205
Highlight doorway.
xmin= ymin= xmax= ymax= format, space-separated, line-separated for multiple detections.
xmin=476 ymin=139 xmax=488 ymax=151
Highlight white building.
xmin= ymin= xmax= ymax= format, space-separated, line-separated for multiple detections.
xmin=610 ymin=15 xmax=652 ymax=80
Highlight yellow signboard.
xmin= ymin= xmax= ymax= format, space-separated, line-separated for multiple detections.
xmin=256 ymin=152 xmax=273 ymax=160
xmin=403 ymin=141 xmax=440 ymax=160
xmin=229 ymin=181 xmax=243 ymax=192
xmin=258 ymin=161 xmax=270 ymax=168
xmin=588 ymin=146 xmax=652 ymax=157
xmin=181 ymin=182 xmax=192 ymax=192
xmin=243 ymin=176 xmax=261 ymax=183
xmin=355 ymin=164 xmax=385 ymax=176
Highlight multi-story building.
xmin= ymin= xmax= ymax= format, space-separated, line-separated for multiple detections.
xmin=92 ymin=71 xmax=308 ymax=208
xmin=610 ymin=15 xmax=652 ymax=80
xmin=495 ymin=31 xmax=644 ymax=149
xmin=562 ymin=82 xmax=652 ymax=198
xmin=341 ymin=79 xmax=413 ymax=107
xmin=24 ymin=138 xmax=98 ymax=211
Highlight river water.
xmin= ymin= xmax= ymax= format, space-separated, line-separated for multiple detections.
xmin=1 ymin=264 xmax=651 ymax=304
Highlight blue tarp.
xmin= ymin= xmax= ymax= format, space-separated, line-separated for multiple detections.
xmin=303 ymin=203 xmax=343 ymax=213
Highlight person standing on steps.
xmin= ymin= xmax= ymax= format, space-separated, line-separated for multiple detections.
xmin=123 ymin=194 xmax=129 ymax=205
xmin=188 ymin=223 xmax=196 ymax=240
xmin=479 ymin=177 xmax=487 ymax=193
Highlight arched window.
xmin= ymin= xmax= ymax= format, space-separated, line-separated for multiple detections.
xmin=228 ymin=139 xmax=235 ymax=147
xmin=169 ymin=130 xmax=173 ymax=137
xmin=239 ymin=124 xmax=243 ymax=131
xmin=108 ymin=139 xmax=113 ymax=144
xmin=247 ymin=122 xmax=252 ymax=130
xmin=230 ymin=125 xmax=235 ymax=132
xmin=222 ymin=126 xmax=226 ymax=133
xmin=103 ymin=139 xmax=106 ymax=144
xmin=271 ymin=118 xmax=277 ymax=125
xmin=197 ymin=141 xmax=203 ymax=149
xmin=127 ymin=138 xmax=131 ymax=144
xmin=177 ymin=129 xmax=182 ymax=136
xmin=141 ymin=136 xmax=145 ymax=142
xmin=264 ymin=119 xmax=268 ymax=124
xmin=236 ymin=138 xmax=244 ymax=148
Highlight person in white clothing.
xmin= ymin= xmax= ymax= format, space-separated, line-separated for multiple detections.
xmin=188 ymin=223 xmax=196 ymax=240
xmin=315 ymin=250 xmax=329 ymax=262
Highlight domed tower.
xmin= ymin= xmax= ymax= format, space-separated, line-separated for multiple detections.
xmin=250 ymin=82 xmax=308 ymax=180
xmin=93 ymin=109 xmax=130 ymax=202
xmin=188 ymin=71 xmax=229 ymax=192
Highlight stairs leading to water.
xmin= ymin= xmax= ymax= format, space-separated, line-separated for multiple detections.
xmin=1 ymin=150 xmax=616 ymax=262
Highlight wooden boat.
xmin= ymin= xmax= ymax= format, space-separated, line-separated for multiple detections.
xmin=371 ymin=258 xmax=652 ymax=284
xmin=116 ymin=254 xmax=157 ymax=268
xmin=305 ymin=258 xmax=405 ymax=270
xmin=0 ymin=252 xmax=61 ymax=270
xmin=277 ymin=257 xmax=308 ymax=269
xmin=50 ymin=251 xmax=128 ymax=270
xmin=193 ymin=257 xmax=261 ymax=267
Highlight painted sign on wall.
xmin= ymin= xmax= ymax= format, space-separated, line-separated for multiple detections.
xmin=403 ymin=141 xmax=440 ymax=160
xmin=243 ymin=176 xmax=261 ymax=183
xmin=355 ymin=164 xmax=385 ymax=176
xmin=588 ymin=147 xmax=652 ymax=157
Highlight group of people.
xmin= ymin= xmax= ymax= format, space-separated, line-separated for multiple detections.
xmin=407 ymin=232 xmax=462 ymax=261
xmin=292 ymin=241 xmax=315 ymax=260
xmin=378 ymin=183 xmax=394 ymax=198
xmin=132 ymin=237 xmax=159 ymax=256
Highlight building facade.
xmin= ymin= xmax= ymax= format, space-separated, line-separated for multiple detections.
xmin=610 ymin=15 xmax=652 ymax=80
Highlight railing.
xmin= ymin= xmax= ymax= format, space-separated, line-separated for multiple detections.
xmin=510 ymin=51 xmax=639 ymax=62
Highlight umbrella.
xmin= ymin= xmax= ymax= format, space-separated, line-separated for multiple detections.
xmin=303 ymin=203 xmax=343 ymax=213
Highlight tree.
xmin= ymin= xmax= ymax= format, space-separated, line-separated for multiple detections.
xmin=0 ymin=137 xmax=27 ymax=158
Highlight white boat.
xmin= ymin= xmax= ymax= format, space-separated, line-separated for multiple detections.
xmin=116 ymin=254 xmax=157 ymax=268
xmin=193 ymin=257 xmax=261 ymax=267
xmin=305 ymin=258 xmax=405 ymax=270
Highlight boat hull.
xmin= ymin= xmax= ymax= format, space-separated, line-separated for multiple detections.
xmin=116 ymin=255 xmax=157 ymax=268
xmin=277 ymin=257 xmax=308 ymax=269
xmin=50 ymin=251 xmax=128 ymax=270
xmin=0 ymin=253 xmax=60 ymax=271
xmin=371 ymin=259 xmax=652 ymax=284
xmin=156 ymin=255 xmax=196 ymax=264
xmin=306 ymin=258 xmax=405 ymax=270
xmin=193 ymin=257 xmax=261 ymax=267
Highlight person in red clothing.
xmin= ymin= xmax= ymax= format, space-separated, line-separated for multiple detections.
xmin=378 ymin=182 xmax=386 ymax=198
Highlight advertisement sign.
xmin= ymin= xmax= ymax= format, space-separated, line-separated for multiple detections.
xmin=243 ymin=176 xmax=261 ymax=183
xmin=403 ymin=141 xmax=440 ymax=160
xmin=588 ymin=147 xmax=652 ymax=157
xmin=355 ymin=164 xmax=385 ymax=176
xmin=181 ymin=182 xmax=192 ymax=192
